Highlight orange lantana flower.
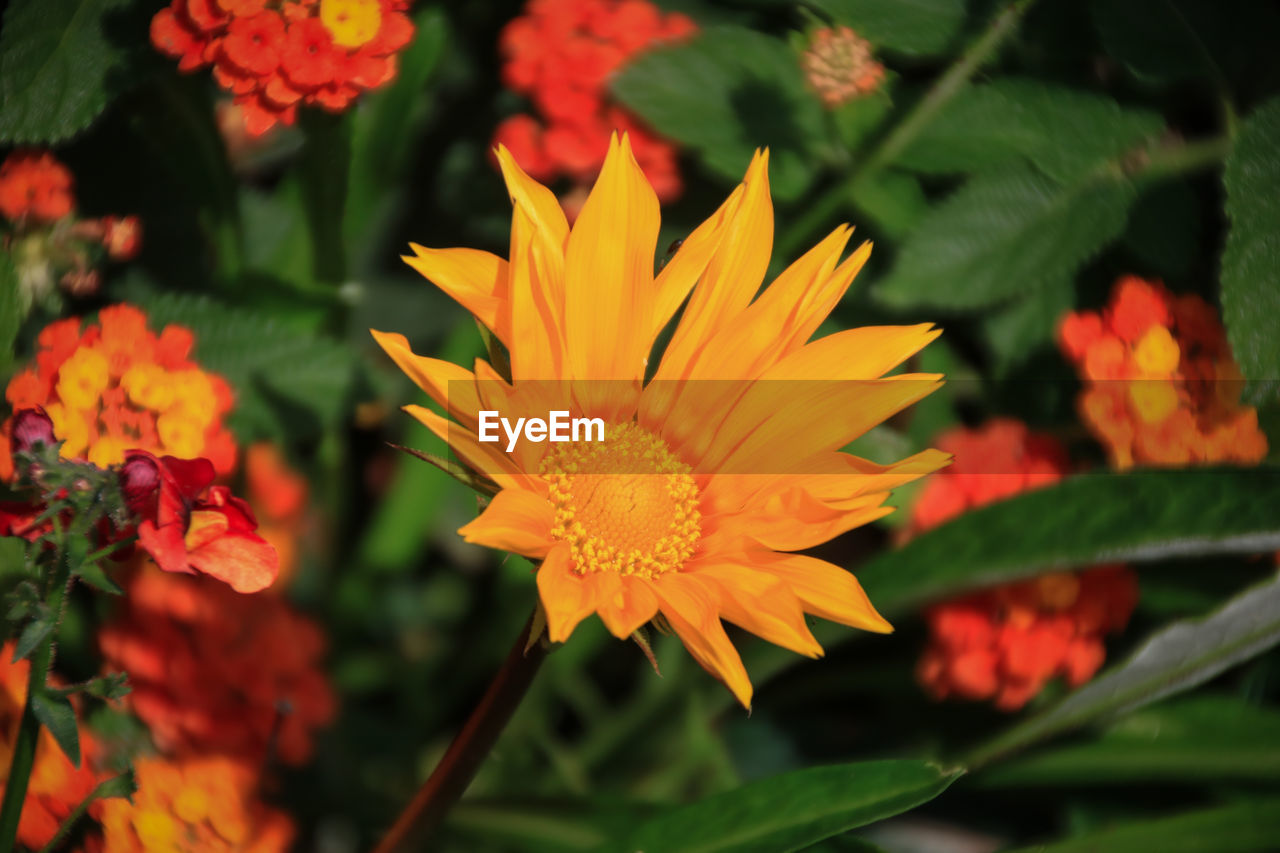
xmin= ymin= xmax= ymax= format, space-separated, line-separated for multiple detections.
xmin=0 ymin=305 xmax=236 ymax=480
xmin=374 ymin=136 xmax=945 ymax=706
xmin=99 ymin=568 xmax=334 ymax=765
xmin=86 ymin=754 xmax=295 ymax=853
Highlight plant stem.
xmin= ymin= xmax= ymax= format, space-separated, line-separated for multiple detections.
xmin=373 ymin=612 xmax=549 ymax=853
xmin=1132 ymin=134 xmax=1233 ymax=183
xmin=0 ymin=535 xmax=74 ymax=849
xmin=775 ymin=0 xmax=1038 ymax=260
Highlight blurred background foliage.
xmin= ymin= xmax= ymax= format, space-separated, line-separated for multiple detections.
xmin=2 ymin=0 xmax=1280 ymax=850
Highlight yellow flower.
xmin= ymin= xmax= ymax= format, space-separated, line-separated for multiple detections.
xmin=373 ymin=135 xmax=946 ymax=707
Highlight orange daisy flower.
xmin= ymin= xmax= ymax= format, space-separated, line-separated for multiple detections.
xmin=373 ymin=136 xmax=945 ymax=707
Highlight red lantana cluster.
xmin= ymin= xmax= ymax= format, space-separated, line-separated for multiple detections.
xmin=151 ymin=0 xmax=415 ymax=136
xmin=1059 ymin=275 xmax=1268 ymax=469
xmin=0 ymin=151 xmax=141 ymax=306
xmin=99 ymin=567 xmax=336 ymax=766
xmin=801 ymin=26 xmax=885 ymax=108
xmin=494 ymin=0 xmax=696 ymax=203
xmin=911 ymin=420 xmax=1139 ymax=710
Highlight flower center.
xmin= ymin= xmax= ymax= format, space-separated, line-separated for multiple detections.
xmin=320 ymin=0 xmax=382 ymax=49
xmin=541 ymin=422 xmax=700 ymax=577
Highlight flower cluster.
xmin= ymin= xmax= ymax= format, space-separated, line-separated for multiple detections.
xmin=99 ymin=567 xmax=336 ymax=765
xmin=85 ymin=755 xmax=295 ymax=853
xmin=918 ymin=566 xmax=1139 ymax=710
xmin=910 ymin=421 xmax=1139 ymax=710
xmin=801 ymin=26 xmax=885 ymax=108
xmin=0 ymin=305 xmax=237 ymax=480
xmin=0 ymin=151 xmax=141 ymax=308
xmin=494 ymin=0 xmax=696 ymax=202
xmin=150 ymin=0 xmax=416 ymax=136
xmin=1059 ymin=275 xmax=1268 ymax=469
xmin=0 ymin=643 xmax=106 ymax=851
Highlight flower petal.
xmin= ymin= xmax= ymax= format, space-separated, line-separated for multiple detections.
xmin=188 ymin=531 xmax=278 ymax=593
xmin=563 ymin=133 xmax=660 ymax=383
xmin=592 ymin=573 xmax=660 ymax=638
xmin=401 ymin=245 xmax=510 ymax=343
xmin=537 ymin=545 xmax=596 ymax=643
xmin=653 ymin=573 xmax=753 ymax=708
xmin=691 ymin=561 xmax=823 ymax=658
xmin=458 ymin=488 xmax=555 ymax=559
xmin=371 ymin=330 xmax=480 ymax=423
xmin=746 ymin=551 xmax=892 ymax=634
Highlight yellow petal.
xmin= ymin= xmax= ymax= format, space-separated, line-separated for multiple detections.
xmin=592 ymin=573 xmax=660 ymax=638
xmin=401 ymin=245 xmax=510 ymax=343
xmin=657 ymin=150 xmax=773 ymax=381
xmin=653 ymin=572 xmax=753 ymax=708
xmin=649 ymin=183 xmax=744 ymax=340
xmin=761 ymin=323 xmax=942 ymax=381
xmin=458 ymin=488 xmax=554 ymax=558
xmin=747 ymin=551 xmax=892 ymax=634
xmin=563 ymin=134 xmax=660 ymax=382
xmin=402 ymin=404 xmax=537 ymax=493
xmin=371 ymin=330 xmax=480 ymax=423
xmin=507 ymin=204 xmax=565 ymax=379
xmin=691 ymin=561 xmax=822 ymax=657
xmin=537 ymin=545 xmax=596 ymax=643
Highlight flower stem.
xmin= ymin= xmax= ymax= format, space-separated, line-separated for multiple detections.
xmin=776 ymin=0 xmax=1038 ymax=260
xmin=0 ymin=534 xmax=74 ymax=849
xmin=373 ymin=612 xmax=549 ymax=853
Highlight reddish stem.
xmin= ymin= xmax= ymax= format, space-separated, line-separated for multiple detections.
xmin=373 ymin=613 xmax=548 ymax=852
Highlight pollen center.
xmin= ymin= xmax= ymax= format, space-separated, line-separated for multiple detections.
xmin=541 ymin=422 xmax=700 ymax=577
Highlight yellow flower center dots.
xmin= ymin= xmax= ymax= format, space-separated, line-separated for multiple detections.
xmin=56 ymin=347 xmax=109 ymax=411
xmin=1133 ymin=325 xmax=1181 ymax=376
xmin=541 ymin=422 xmax=701 ymax=578
xmin=320 ymin=0 xmax=382 ymax=48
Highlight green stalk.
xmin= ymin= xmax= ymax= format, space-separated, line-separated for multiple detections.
xmin=0 ymin=530 xmax=74 ymax=849
xmin=776 ymin=0 xmax=1038 ymax=260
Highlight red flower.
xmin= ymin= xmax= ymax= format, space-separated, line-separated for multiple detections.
xmin=281 ymin=17 xmax=341 ymax=89
xmin=122 ymin=451 xmax=278 ymax=593
xmin=221 ymin=10 xmax=286 ymax=76
xmin=101 ymin=215 xmax=143 ymax=260
xmin=0 ymin=151 xmax=74 ymax=222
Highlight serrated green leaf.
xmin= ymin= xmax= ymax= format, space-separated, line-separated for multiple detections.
xmin=1005 ymin=798 xmax=1280 ymax=853
xmin=116 ymin=288 xmax=359 ymax=442
xmin=1221 ymin=97 xmax=1280 ymax=406
xmin=12 ymin=609 xmax=54 ymax=662
xmin=894 ymin=79 xmax=1163 ymax=182
xmin=809 ymin=0 xmax=965 ymax=57
xmin=32 ymin=689 xmax=80 ymax=767
xmin=0 ymin=0 xmax=143 ymax=142
xmin=601 ymin=760 xmax=961 ymax=853
xmin=967 ymin=572 xmax=1280 ymax=768
xmin=849 ymin=169 xmax=928 ymax=239
xmin=871 ymin=165 xmax=1135 ymax=310
xmin=612 ymin=26 xmax=825 ymax=201
xmin=977 ymin=696 xmax=1280 ymax=786
xmin=858 ymin=468 xmax=1280 ymax=615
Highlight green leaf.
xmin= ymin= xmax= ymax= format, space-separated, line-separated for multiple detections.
xmin=850 ymin=169 xmax=929 ymax=240
xmin=1122 ymin=181 xmax=1201 ymax=278
xmin=612 ymin=26 xmax=825 ymax=201
xmin=894 ymin=79 xmax=1163 ymax=182
xmin=74 ymin=558 xmax=123 ymax=595
xmin=11 ymin=609 xmax=54 ymax=662
xmin=0 ymin=0 xmax=143 ymax=142
xmin=858 ymin=468 xmax=1280 ymax=615
xmin=450 ymin=799 xmax=658 ymax=852
xmin=32 ymin=689 xmax=80 ymax=767
xmin=977 ymin=696 xmax=1280 ymax=786
xmin=601 ymin=760 xmax=961 ymax=853
xmin=1005 ymin=798 xmax=1280 ymax=853
xmin=116 ymin=288 xmax=359 ymax=442
xmin=809 ymin=0 xmax=966 ymax=57
xmin=871 ymin=165 xmax=1135 ymax=310
xmin=1221 ymin=97 xmax=1280 ymax=406
xmin=967 ymin=571 xmax=1280 ymax=768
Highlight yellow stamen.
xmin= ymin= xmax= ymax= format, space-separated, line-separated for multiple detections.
xmin=542 ymin=422 xmax=700 ymax=577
